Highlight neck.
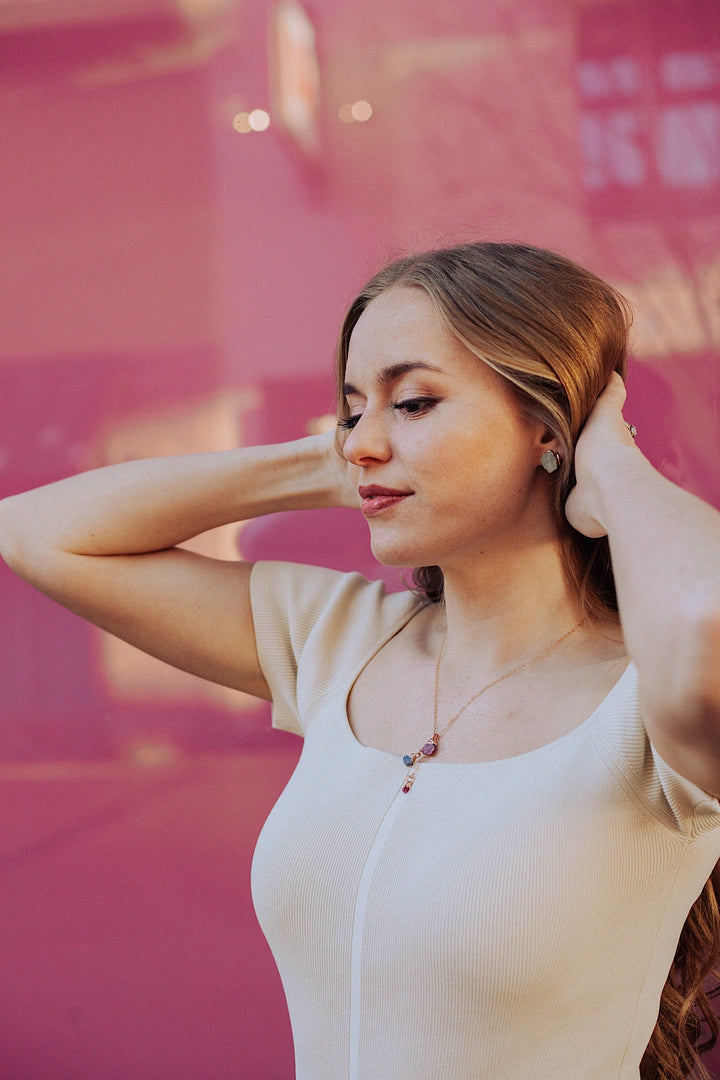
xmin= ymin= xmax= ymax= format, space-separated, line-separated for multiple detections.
xmin=436 ymin=534 xmax=583 ymax=675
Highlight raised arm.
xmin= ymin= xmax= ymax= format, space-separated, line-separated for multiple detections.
xmin=0 ymin=432 xmax=359 ymax=700
xmin=566 ymin=373 xmax=720 ymax=795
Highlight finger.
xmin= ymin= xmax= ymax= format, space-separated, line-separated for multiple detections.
xmin=600 ymin=370 xmax=627 ymax=407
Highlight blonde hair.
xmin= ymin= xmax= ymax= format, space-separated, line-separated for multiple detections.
xmin=335 ymin=241 xmax=720 ymax=1077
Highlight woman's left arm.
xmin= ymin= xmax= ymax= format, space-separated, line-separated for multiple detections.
xmin=566 ymin=372 xmax=720 ymax=796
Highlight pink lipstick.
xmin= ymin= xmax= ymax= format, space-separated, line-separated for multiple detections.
xmin=358 ymin=485 xmax=412 ymax=517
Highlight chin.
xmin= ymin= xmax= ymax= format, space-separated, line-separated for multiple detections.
xmin=369 ymin=534 xmax=438 ymax=570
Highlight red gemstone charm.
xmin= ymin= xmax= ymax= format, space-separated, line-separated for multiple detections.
xmin=402 ymin=771 xmax=416 ymax=793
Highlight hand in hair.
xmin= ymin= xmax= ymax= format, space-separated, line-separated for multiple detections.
xmin=564 ymin=372 xmax=638 ymax=538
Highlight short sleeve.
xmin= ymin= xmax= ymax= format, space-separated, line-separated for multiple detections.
xmin=249 ymin=560 xmax=422 ymax=737
xmin=588 ymin=662 xmax=720 ymax=838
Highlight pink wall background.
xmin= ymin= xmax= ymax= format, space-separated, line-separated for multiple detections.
xmin=1 ymin=1 xmax=718 ymax=1077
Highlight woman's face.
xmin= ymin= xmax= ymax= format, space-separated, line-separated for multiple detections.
xmin=340 ymin=286 xmax=559 ymax=571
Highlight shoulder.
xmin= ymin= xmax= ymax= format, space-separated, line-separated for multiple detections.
xmin=249 ymin=561 xmax=427 ymax=736
xmin=250 ymin=559 xmax=425 ymax=665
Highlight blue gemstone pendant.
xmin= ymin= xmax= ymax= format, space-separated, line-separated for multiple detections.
xmin=400 ymin=734 xmax=440 ymax=792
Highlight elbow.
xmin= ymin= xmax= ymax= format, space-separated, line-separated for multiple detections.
xmin=0 ymin=495 xmax=21 ymax=570
xmin=0 ymin=494 xmax=43 ymax=579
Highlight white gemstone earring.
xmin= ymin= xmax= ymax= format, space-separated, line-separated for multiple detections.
xmin=540 ymin=449 xmax=561 ymax=473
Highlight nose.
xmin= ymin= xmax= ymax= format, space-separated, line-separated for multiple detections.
xmin=341 ymin=410 xmax=392 ymax=467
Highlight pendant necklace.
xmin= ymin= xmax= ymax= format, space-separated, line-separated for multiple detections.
xmin=400 ymin=620 xmax=583 ymax=793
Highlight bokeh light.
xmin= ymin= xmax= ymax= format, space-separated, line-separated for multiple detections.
xmin=339 ymin=100 xmax=373 ymax=124
xmin=233 ymin=109 xmax=271 ymax=134
xmin=306 ymin=414 xmax=337 ymax=435
xmin=248 ymin=108 xmax=271 ymax=131
xmin=232 ymin=112 xmax=252 ymax=133
xmin=350 ymin=99 xmax=373 ymax=122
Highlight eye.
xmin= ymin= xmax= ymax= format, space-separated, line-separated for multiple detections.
xmin=392 ymin=397 xmax=439 ymax=417
xmin=336 ymin=396 xmax=439 ymax=430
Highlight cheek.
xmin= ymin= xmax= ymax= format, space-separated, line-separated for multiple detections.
xmin=442 ymin=454 xmax=540 ymax=525
xmin=452 ymin=447 xmax=530 ymax=491
xmin=402 ymin=408 xmax=536 ymax=494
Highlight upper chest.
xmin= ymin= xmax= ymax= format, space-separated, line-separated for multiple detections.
xmin=346 ymin=618 xmax=630 ymax=764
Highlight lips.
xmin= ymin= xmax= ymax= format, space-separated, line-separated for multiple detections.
xmin=358 ymin=485 xmax=411 ymax=498
xmin=358 ymin=485 xmax=412 ymax=517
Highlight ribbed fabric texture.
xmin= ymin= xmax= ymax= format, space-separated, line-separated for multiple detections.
xmin=249 ymin=561 xmax=720 ymax=1080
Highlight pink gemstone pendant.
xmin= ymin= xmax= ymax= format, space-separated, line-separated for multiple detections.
xmin=401 ymin=735 xmax=438 ymax=793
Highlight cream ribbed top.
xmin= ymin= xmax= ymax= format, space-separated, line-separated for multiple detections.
xmin=249 ymin=561 xmax=720 ymax=1080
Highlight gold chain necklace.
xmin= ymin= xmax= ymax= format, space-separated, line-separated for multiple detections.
xmin=400 ymin=620 xmax=583 ymax=793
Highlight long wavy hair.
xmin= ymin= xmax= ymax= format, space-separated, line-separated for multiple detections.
xmin=335 ymin=241 xmax=720 ymax=1078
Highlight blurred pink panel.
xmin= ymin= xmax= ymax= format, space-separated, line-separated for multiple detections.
xmin=1 ymin=0 xmax=718 ymax=1077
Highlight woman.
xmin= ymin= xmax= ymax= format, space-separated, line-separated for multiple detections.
xmin=2 ymin=242 xmax=720 ymax=1080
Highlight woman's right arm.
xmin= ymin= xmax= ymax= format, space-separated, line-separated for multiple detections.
xmin=0 ymin=432 xmax=358 ymax=699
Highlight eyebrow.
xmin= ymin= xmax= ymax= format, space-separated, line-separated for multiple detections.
xmin=342 ymin=361 xmax=443 ymax=397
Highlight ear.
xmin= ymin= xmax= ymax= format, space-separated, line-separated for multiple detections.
xmin=535 ymin=427 xmax=563 ymax=474
xmin=536 ymin=426 xmax=560 ymax=452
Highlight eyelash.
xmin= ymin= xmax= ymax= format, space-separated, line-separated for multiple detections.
xmin=337 ymin=397 xmax=439 ymax=430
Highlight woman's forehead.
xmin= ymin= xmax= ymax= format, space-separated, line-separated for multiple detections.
xmin=346 ymin=287 xmax=465 ymax=378
xmin=351 ymin=286 xmax=443 ymax=342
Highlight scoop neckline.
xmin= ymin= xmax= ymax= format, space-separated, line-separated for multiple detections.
xmin=341 ymin=595 xmax=634 ymax=769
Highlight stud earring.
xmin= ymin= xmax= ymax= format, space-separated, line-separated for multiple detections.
xmin=540 ymin=449 xmax=561 ymax=473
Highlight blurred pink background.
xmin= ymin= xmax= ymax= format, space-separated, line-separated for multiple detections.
xmin=1 ymin=1 xmax=719 ymax=1077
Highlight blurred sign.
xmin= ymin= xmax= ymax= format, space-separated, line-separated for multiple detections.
xmin=578 ymin=0 xmax=720 ymax=219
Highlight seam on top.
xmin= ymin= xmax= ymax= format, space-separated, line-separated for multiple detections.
xmin=587 ymin=719 xmax=690 ymax=837
xmin=347 ymin=790 xmax=407 ymax=1080
xmin=618 ymin=844 xmax=691 ymax=1071
xmin=299 ymin=594 xmax=428 ymax=733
